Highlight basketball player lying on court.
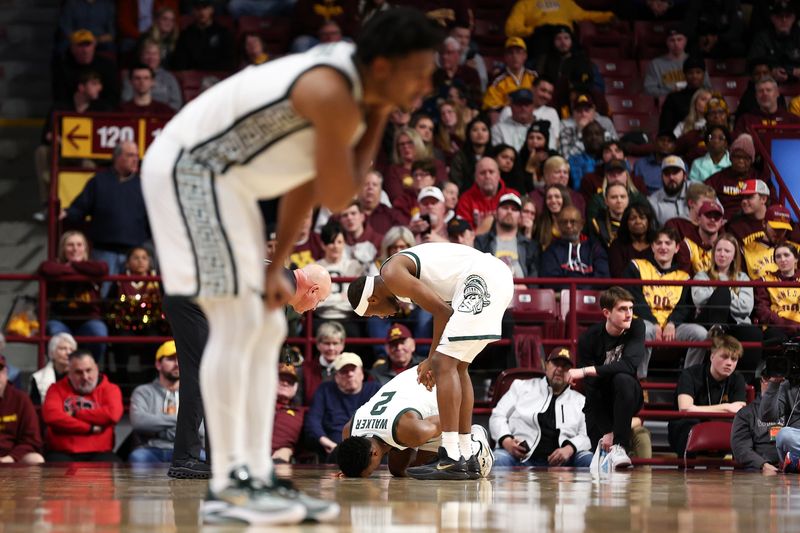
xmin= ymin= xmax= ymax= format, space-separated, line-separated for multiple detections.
xmin=348 ymin=242 xmax=513 ymax=480
xmin=336 ymin=366 xmax=493 ymax=478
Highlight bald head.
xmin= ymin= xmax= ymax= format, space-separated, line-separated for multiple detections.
xmin=289 ymin=263 xmax=332 ymax=313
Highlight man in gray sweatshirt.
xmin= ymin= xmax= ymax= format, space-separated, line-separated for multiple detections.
xmin=129 ymin=341 xmax=202 ymax=463
xmin=732 ymin=375 xmax=782 ymax=473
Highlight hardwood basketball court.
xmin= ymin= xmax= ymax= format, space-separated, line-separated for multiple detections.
xmin=1 ymin=464 xmax=798 ymax=531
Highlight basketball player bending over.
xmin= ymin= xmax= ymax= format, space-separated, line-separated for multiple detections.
xmin=141 ymin=8 xmax=443 ymax=525
xmin=337 ymin=366 xmax=494 ymax=478
xmin=348 ymin=242 xmax=513 ymax=480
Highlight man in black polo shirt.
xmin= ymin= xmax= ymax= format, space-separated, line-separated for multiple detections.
xmin=668 ymin=334 xmax=747 ymax=457
xmin=567 ymin=286 xmax=645 ymax=474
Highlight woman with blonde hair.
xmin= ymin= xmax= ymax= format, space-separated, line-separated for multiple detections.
xmin=674 ymin=88 xmax=712 ymax=138
xmin=38 ymin=230 xmax=109 ymax=365
xmin=141 ymin=7 xmax=180 ymax=67
xmin=531 ymin=155 xmax=586 ymax=217
xmin=692 ymin=233 xmax=761 ymax=372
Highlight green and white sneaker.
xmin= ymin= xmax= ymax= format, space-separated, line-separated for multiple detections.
xmin=201 ymin=467 xmax=306 ymax=525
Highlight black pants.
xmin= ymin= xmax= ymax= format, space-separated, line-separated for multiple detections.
xmin=163 ymin=296 xmax=209 ymax=462
xmin=584 ymin=373 xmax=644 ymax=449
xmin=695 ymin=287 xmax=763 ymax=374
xmin=46 ymin=451 xmax=121 ymax=462
xmin=667 ymin=418 xmax=700 ymax=457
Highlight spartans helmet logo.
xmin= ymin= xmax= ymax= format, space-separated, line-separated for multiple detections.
xmin=458 ymin=275 xmax=491 ymax=315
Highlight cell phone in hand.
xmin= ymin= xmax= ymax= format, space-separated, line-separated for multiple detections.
xmin=519 ymin=440 xmax=530 ymax=452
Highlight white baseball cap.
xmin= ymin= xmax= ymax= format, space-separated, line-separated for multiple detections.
xmin=418 ymin=186 xmax=444 ymax=203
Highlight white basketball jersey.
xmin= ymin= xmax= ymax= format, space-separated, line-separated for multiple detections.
xmin=159 ymin=41 xmax=365 ymax=199
xmin=350 ymin=367 xmax=438 ymax=450
xmin=384 ymin=243 xmax=492 ymax=303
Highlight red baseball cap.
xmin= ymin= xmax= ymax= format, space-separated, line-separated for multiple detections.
xmin=766 ymin=205 xmax=793 ymax=231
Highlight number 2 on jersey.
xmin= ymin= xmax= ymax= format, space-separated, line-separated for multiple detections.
xmin=370 ymin=392 xmax=396 ymax=416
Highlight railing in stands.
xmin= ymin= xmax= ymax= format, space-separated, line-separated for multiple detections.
xmin=748 ymin=123 xmax=800 ymax=220
xmin=3 ymin=274 xmax=798 ymax=368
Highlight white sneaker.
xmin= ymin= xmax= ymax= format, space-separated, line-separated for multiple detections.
xmin=602 ymin=444 xmax=632 ymax=471
xmin=590 ymin=442 xmax=606 ymax=478
xmin=470 ymin=424 xmax=494 ymax=477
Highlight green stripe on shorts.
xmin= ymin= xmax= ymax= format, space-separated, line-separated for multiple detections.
xmin=447 ymin=334 xmax=502 ymax=341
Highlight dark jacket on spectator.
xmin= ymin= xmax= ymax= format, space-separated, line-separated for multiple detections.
xmin=65 ymin=169 xmax=151 ymax=251
xmin=51 ymin=52 xmax=119 ymax=106
xmin=474 ymin=230 xmax=540 ymax=279
xmin=171 ymin=21 xmax=235 ymax=71
xmin=369 ymin=355 xmax=425 ymax=387
xmin=0 ymin=384 xmax=42 ymax=461
xmin=732 ymin=398 xmax=782 ymax=470
xmin=42 ymin=374 xmax=123 ymax=454
xmin=540 ymin=236 xmax=609 ymax=284
xmin=364 ymin=204 xmax=410 ymax=236
xmin=304 ymin=380 xmax=380 ymax=445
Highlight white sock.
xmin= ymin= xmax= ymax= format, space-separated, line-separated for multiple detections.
xmin=459 ymin=433 xmax=473 ymax=459
xmin=442 ymin=432 xmax=460 ymax=460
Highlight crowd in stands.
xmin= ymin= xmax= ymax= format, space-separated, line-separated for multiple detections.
xmin=6 ymin=0 xmax=800 ymax=468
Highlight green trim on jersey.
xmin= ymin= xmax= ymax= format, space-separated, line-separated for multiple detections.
xmin=392 ymin=407 xmax=422 ymax=447
xmin=447 ymin=334 xmax=502 ymax=341
xmin=399 ymin=251 xmax=421 ymax=278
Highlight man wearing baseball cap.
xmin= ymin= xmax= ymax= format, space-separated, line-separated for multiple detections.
xmin=447 ymin=217 xmax=475 ymax=247
xmin=492 ymin=89 xmax=535 ymax=151
xmin=743 ymin=204 xmax=800 ymax=279
xmin=649 ymin=155 xmax=690 ymax=226
xmin=482 ymin=37 xmax=536 ymax=117
xmin=273 ymin=363 xmax=304 ymax=464
xmin=560 ymin=94 xmax=617 ymax=160
xmin=726 ymin=179 xmax=779 ymax=245
xmin=129 ymin=340 xmax=193 ymax=464
xmin=414 ymin=186 xmax=449 ymax=243
xmin=370 ymin=324 xmax=425 ymax=386
xmin=53 ymin=28 xmax=118 ymax=106
xmin=305 ymin=353 xmax=380 ymax=462
xmin=490 ymin=346 xmax=592 ymax=467
xmin=475 ymin=192 xmax=539 ymax=283
xmin=676 ymin=201 xmax=725 ymax=275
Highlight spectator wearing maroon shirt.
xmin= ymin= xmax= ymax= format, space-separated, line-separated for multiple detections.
xmin=272 ymin=363 xmax=304 ymax=464
xmin=0 ymin=354 xmax=44 ymax=465
xmin=393 ymin=159 xmax=437 ymax=221
xmin=339 ymin=201 xmax=382 ymax=268
xmin=726 ymin=179 xmax=799 ymax=245
xmin=456 ymin=157 xmax=520 ymax=235
xmin=288 ymin=211 xmax=324 ymax=268
xmin=734 ymin=77 xmax=800 ymax=136
xmin=42 ymin=350 xmax=123 ymax=462
xmin=357 ymin=170 xmax=409 ymax=236
xmin=663 ymin=182 xmax=717 ymax=243
xmin=38 ymin=231 xmax=109 ymax=364
xmin=675 ymin=201 xmax=725 ymax=276
xmin=120 ymin=65 xmax=175 ymax=116
xmin=706 ymin=134 xmax=765 ymax=215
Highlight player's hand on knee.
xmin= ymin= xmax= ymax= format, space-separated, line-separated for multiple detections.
xmin=265 ymin=268 xmax=293 ymax=310
xmin=417 ymin=359 xmax=435 ymax=390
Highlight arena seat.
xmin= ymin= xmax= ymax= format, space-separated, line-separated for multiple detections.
xmin=683 ymin=421 xmax=734 ymax=468
xmin=604 ymin=76 xmax=642 ymax=95
xmin=605 ymin=94 xmax=658 ymax=115
xmin=633 ymin=21 xmax=669 ymax=59
xmin=489 ymin=367 xmax=545 ymax=407
xmin=472 ymin=19 xmax=506 ymax=57
xmin=709 ymin=76 xmax=749 ymax=96
xmin=578 ymin=21 xmax=633 ymax=58
xmin=591 ymin=58 xmax=638 ymax=78
xmin=559 ymin=289 xmax=603 ymax=338
xmin=705 ymin=58 xmax=747 ymax=77
xmin=511 ymin=288 xmax=559 ymax=334
xmin=612 ymin=113 xmax=659 ymax=135
xmin=512 ymin=325 xmax=546 ymax=371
